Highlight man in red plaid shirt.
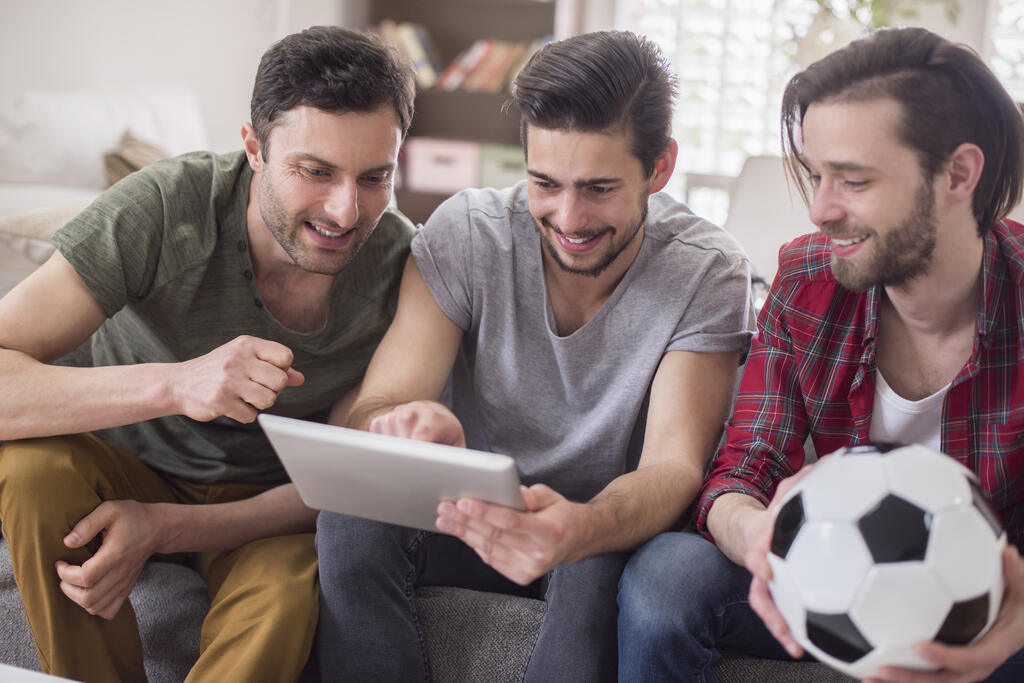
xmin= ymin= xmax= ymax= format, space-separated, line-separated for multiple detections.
xmin=618 ymin=27 xmax=1024 ymax=683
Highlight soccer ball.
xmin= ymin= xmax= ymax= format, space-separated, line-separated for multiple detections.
xmin=767 ymin=443 xmax=1006 ymax=679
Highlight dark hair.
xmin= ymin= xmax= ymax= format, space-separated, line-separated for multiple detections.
xmin=510 ymin=30 xmax=677 ymax=177
xmin=251 ymin=26 xmax=415 ymax=158
xmin=781 ymin=27 xmax=1024 ymax=235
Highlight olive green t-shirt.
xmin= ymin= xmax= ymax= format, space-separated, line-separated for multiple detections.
xmin=51 ymin=151 xmax=413 ymax=484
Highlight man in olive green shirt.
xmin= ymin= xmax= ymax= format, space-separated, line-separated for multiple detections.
xmin=0 ymin=27 xmax=414 ymax=683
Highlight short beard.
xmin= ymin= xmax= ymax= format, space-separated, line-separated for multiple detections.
xmin=258 ymin=172 xmax=373 ymax=276
xmin=537 ymin=204 xmax=648 ymax=278
xmin=830 ymin=180 xmax=937 ymax=292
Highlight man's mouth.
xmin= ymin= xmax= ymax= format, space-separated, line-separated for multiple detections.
xmin=308 ymin=222 xmax=348 ymax=238
xmin=563 ymin=234 xmax=598 ymax=245
xmin=831 ymin=234 xmax=870 ymax=247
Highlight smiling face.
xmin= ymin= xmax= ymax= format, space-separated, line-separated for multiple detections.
xmin=248 ymin=105 xmax=402 ymax=275
xmin=800 ymin=98 xmax=939 ymax=291
xmin=526 ymin=126 xmax=666 ymax=281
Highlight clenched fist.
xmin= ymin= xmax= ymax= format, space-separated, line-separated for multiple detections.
xmin=171 ymin=335 xmax=304 ymax=423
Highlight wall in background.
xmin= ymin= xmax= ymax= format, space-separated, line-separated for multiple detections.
xmin=0 ymin=0 xmax=345 ymax=152
xmin=0 ymin=0 xmax=997 ymax=154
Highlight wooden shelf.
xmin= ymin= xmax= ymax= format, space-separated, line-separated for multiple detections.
xmin=374 ymin=0 xmax=555 ymax=221
xmin=394 ymin=189 xmax=455 ymax=225
xmin=371 ymin=1 xmax=556 ymax=63
xmin=408 ymin=90 xmax=521 ymax=145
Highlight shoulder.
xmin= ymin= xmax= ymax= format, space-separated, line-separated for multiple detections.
xmin=372 ymin=207 xmax=415 ymax=245
xmin=419 ymin=182 xmax=529 ymax=247
xmin=120 ymin=149 xmax=248 ymax=196
xmin=774 ymin=232 xmax=835 ymax=286
xmin=643 ymin=192 xmax=748 ymax=269
xmin=431 ymin=182 xmax=527 ymax=223
xmin=993 ymin=218 xmax=1024 ymax=286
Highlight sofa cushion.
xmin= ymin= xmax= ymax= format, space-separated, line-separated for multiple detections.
xmin=0 ymin=539 xmax=207 ymax=682
xmin=417 ymin=585 xmax=545 ymax=681
xmin=104 ymin=131 xmax=168 ymax=187
xmin=0 ymin=88 xmax=206 ymax=191
xmin=0 ymin=537 xmax=855 ymax=682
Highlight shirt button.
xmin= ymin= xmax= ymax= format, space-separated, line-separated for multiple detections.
xmin=254 ymin=298 xmax=263 ymax=308
xmin=237 ymin=240 xmax=247 ymax=252
xmin=243 ymin=270 xmax=253 ymax=281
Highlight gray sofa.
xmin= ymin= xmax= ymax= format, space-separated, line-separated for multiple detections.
xmin=0 ymin=538 xmax=852 ymax=682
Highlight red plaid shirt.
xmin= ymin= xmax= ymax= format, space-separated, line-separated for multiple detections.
xmin=696 ymin=219 xmax=1024 ymax=550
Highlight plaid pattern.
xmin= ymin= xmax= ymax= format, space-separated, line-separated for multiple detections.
xmin=696 ymin=220 xmax=1024 ymax=550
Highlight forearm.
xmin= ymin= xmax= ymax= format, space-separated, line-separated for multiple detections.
xmin=346 ymin=394 xmax=401 ymax=430
xmin=0 ymin=348 xmax=175 ymax=440
xmin=705 ymin=492 xmax=767 ymax=565
xmin=571 ymin=459 xmax=706 ymax=559
xmin=153 ymin=484 xmax=317 ymax=555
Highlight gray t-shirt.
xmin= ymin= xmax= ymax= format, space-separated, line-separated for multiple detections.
xmin=52 ymin=151 xmax=413 ymax=484
xmin=412 ymin=182 xmax=753 ymax=502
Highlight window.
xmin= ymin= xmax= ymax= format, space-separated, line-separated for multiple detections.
xmin=988 ymin=0 xmax=1024 ymax=101
xmin=615 ymin=0 xmax=821 ymax=222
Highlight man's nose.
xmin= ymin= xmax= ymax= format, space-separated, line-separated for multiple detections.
xmin=324 ymin=181 xmax=359 ymax=228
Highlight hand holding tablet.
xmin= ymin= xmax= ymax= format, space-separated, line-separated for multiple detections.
xmin=258 ymin=414 xmax=525 ymax=531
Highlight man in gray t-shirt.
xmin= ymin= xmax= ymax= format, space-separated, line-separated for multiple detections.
xmin=0 ymin=28 xmax=415 ymax=683
xmin=316 ymin=31 xmax=754 ymax=681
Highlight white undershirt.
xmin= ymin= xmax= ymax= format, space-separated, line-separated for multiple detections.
xmin=868 ymin=370 xmax=948 ymax=452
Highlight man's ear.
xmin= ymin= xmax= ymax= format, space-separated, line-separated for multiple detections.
xmin=241 ymin=123 xmax=263 ymax=172
xmin=945 ymin=142 xmax=984 ymax=204
xmin=649 ymin=138 xmax=678 ymax=195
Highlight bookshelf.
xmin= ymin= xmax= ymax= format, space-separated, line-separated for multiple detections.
xmin=369 ymin=0 xmax=558 ymax=223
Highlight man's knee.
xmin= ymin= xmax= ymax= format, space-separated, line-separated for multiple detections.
xmin=315 ymin=512 xmax=411 ymax=577
xmin=549 ymin=552 xmax=628 ymax=605
xmin=619 ymin=532 xmax=736 ymax=634
xmin=0 ymin=435 xmax=102 ymax=531
xmin=0 ymin=434 xmax=119 ymax=491
xmin=0 ymin=436 xmax=77 ymax=488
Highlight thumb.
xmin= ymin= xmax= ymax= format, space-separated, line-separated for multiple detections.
xmin=286 ymin=368 xmax=305 ymax=386
xmin=522 ymin=483 xmax=560 ymax=511
xmin=64 ymin=505 xmax=113 ymax=548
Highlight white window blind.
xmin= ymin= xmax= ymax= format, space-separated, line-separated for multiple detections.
xmin=614 ymin=0 xmax=820 ymax=220
xmin=989 ymin=0 xmax=1024 ymax=101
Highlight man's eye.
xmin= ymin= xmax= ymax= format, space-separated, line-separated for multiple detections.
xmin=303 ymin=167 xmax=328 ymax=178
xmin=844 ymin=180 xmax=869 ymax=189
xmin=590 ymin=185 xmax=613 ymax=195
xmin=362 ymin=174 xmax=391 ymax=185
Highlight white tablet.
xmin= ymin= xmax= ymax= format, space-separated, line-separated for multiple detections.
xmin=258 ymin=414 xmax=525 ymax=531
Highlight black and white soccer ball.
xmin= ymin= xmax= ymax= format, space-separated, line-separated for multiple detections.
xmin=767 ymin=443 xmax=1006 ymax=679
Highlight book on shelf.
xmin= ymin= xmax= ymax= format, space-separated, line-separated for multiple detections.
xmin=438 ymin=39 xmax=493 ymax=91
xmin=504 ymin=36 xmax=552 ymax=90
xmin=439 ymin=35 xmax=554 ymax=94
xmin=462 ymin=41 xmax=529 ymax=93
xmin=374 ymin=20 xmax=444 ymax=90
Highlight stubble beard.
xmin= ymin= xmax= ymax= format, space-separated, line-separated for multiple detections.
xmin=830 ymin=180 xmax=938 ymax=292
xmin=258 ymin=172 xmax=375 ymax=276
xmin=537 ymin=204 xmax=648 ymax=279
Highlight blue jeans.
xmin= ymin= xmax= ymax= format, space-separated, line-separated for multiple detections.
xmin=618 ymin=531 xmax=1024 ymax=683
xmin=315 ymin=511 xmax=627 ymax=682
xmin=617 ymin=531 xmax=792 ymax=683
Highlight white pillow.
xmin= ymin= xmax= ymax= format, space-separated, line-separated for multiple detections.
xmin=0 ymin=87 xmax=207 ymax=190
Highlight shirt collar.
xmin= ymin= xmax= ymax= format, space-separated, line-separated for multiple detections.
xmin=976 ymin=227 xmax=1005 ymax=349
xmin=854 ymin=229 xmax=1001 ymax=366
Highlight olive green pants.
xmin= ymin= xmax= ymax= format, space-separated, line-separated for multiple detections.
xmin=0 ymin=433 xmax=317 ymax=683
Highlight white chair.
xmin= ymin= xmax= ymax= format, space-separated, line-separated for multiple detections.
xmin=722 ymin=155 xmax=817 ymax=287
